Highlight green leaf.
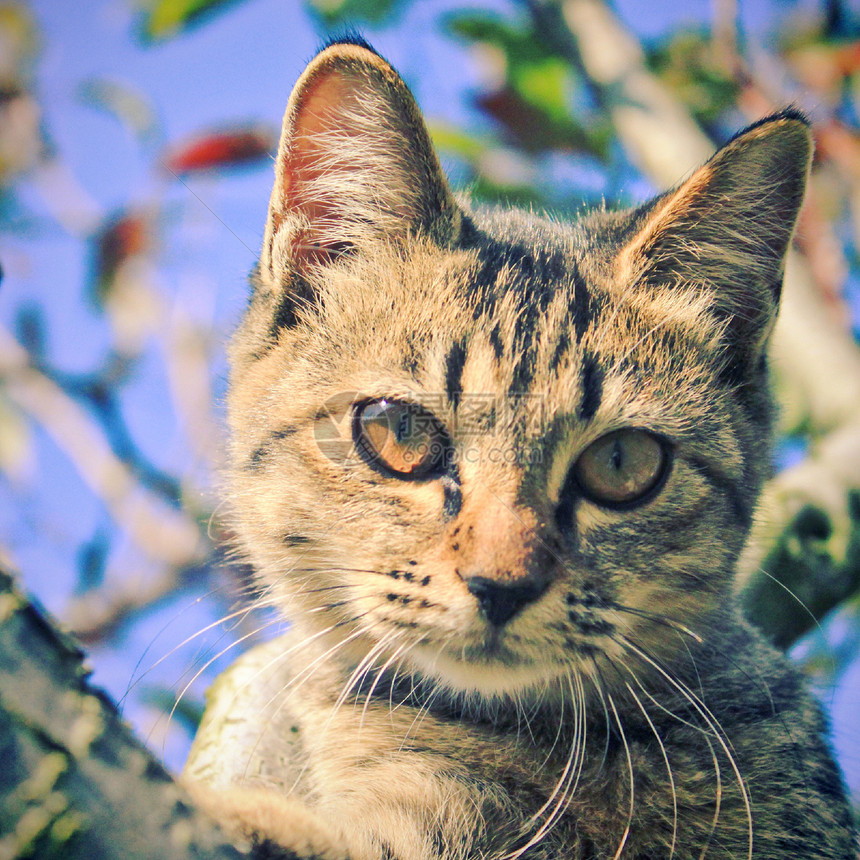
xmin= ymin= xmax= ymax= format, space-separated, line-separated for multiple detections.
xmin=444 ymin=10 xmax=551 ymax=65
xmin=645 ymin=29 xmax=740 ymax=127
xmin=741 ymin=494 xmax=860 ymax=650
xmin=13 ymin=303 xmax=46 ymax=361
xmin=467 ymin=174 xmax=549 ymax=209
xmin=304 ymin=0 xmax=408 ymax=27
xmin=444 ymin=10 xmax=609 ymax=159
xmin=0 ymin=2 xmax=40 ymax=76
xmin=475 ymin=84 xmax=608 ymax=157
xmin=427 ymin=122 xmax=489 ymax=161
xmin=513 ymin=59 xmax=569 ymax=123
xmin=138 ymin=0 xmax=245 ymax=42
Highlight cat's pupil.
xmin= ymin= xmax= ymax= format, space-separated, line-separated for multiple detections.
xmin=609 ymin=440 xmax=624 ymax=471
xmin=395 ymin=412 xmax=411 ymax=443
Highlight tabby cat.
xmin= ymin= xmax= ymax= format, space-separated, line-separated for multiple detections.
xmin=183 ymin=39 xmax=858 ymax=859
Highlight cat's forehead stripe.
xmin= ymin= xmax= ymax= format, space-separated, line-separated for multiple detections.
xmin=571 ymin=263 xmax=592 ymax=343
xmin=548 ymin=328 xmax=570 ymax=372
xmin=577 ymin=354 xmax=603 ymax=423
xmin=444 ymin=339 xmax=468 ymax=405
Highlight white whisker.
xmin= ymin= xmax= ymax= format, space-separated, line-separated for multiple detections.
xmin=606 ymin=691 xmax=634 ymax=860
xmin=625 ymin=679 xmax=677 ymax=858
xmin=617 ymin=634 xmax=753 ymax=860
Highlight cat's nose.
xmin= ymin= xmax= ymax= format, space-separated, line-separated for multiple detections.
xmin=465 ymin=575 xmax=548 ymax=628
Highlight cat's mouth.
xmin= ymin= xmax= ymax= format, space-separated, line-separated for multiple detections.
xmin=402 ymin=624 xmax=569 ymax=698
xmin=463 ymin=627 xmax=513 ymax=661
xmin=410 ymin=638 xmax=564 ymax=697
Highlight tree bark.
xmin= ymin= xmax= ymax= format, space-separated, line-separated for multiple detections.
xmin=0 ymin=565 xmax=245 ymax=860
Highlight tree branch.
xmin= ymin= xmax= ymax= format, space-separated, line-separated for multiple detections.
xmin=0 ymin=325 xmax=207 ymax=572
xmin=0 ymin=565 xmax=247 ymax=859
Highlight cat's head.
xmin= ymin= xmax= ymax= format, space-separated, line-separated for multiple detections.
xmin=226 ymin=41 xmax=811 ymax=698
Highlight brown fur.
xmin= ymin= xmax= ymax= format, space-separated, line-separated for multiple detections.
xmin=184 ymin=41 xmax=858 ymax=859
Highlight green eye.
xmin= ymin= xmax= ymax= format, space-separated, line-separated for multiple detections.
xmin=573 ymin=429 xmax=670 ymax=508
xmin=354 ymin=400 xmax=451 ymax=479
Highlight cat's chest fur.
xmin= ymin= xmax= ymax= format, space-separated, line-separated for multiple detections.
xmin=187 ymin=625 xmax=844 ymax=860
xmin=184 ymin=39 xmax=857 ymax=860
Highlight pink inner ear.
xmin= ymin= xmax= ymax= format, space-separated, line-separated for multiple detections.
xmin=268 ymin=48 xmax=455 ymax=273
xmin=281 ymin=71 xmax=361 ymax=267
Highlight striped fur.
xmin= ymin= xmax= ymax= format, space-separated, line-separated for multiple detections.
xmin=185 ymin=42 xmax=857 ymax=860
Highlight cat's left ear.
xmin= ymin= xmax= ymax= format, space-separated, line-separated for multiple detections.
xmin=260 ymin=40 xmax=461 ymax=281
xmin=619 ymin=110 xmax=813 ymax=365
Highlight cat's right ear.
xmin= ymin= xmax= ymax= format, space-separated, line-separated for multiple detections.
xmin=260 ymin=40 xmax=461 ymax=288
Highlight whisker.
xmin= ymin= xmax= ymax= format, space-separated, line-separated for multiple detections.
xmin=539 ymin=679 xmax=566 ymax=770
xmin=610 ymin=650 xmax=724 ymax=859
xmin=590 ymin=660 xmax=614 ymax=771
xmin=158 ymin=614 xmax=284 ymax=749
xmin=606 ymin=691 xmax=634 ymax=860
xmin=334 ymin=629 xmax=400 ymax=713
xmin=359 ymin=635 xmax=426 ymax=737
xmin=616 ymin=634 xmax=753 ymax=860
xmin=125 ymin=600 xmax=272 ymax=705
xmin=400 ymin=682 xmax=443 ymax=749
xmin=124 ymin=583 xmax=255 ymax=706
xmin=611 ymin=603 xmax=704 ymax=645
xmin=504 ymin=670 xmax=584 ymax=860
xmin=624 ymin=678 xmax=678 ymax=859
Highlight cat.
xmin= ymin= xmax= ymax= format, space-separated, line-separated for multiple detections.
xmin=183 ymin=38 xmax=858 ymax=860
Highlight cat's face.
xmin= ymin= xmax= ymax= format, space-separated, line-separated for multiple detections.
xmin=226 ymin=42 xmax=810 ymax=699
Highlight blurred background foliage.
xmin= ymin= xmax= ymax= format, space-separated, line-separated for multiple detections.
xmin=1 ymin=0 xmax=859 ymax=803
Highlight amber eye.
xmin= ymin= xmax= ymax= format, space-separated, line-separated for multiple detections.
xmin=354 ymin=400 xmax=451 ymax=479
xmin=573 ymin=429 xmax=670 ymax=508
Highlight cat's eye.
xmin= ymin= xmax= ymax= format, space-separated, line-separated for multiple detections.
xmin=573 ymin=429 xmax=670 ymax=509
xmin=353 ymin=400 xmax=451 ymax=479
